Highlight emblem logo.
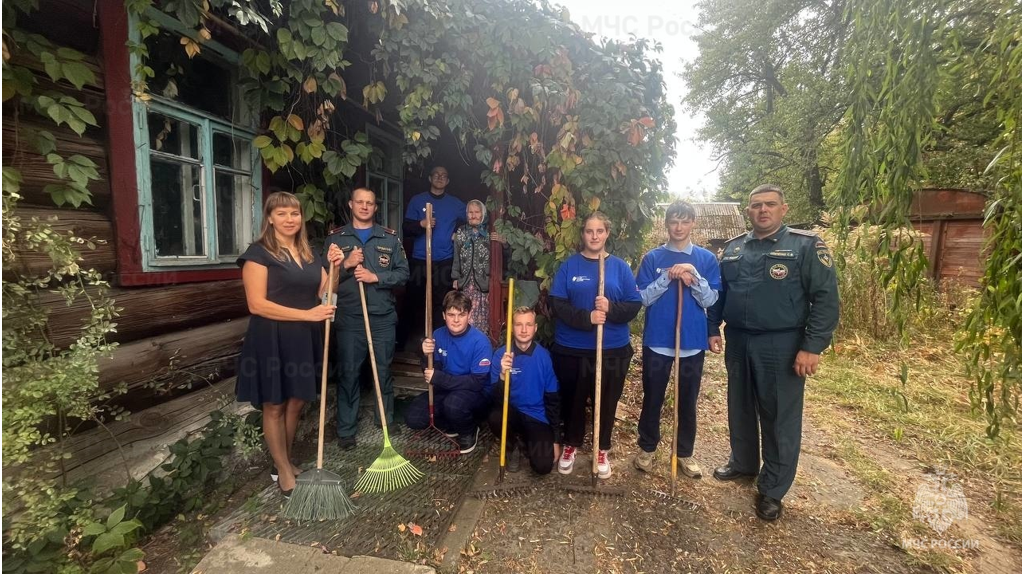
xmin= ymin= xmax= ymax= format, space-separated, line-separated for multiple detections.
xmin=769 ymin=263 xmax=788 ymax=280
xmin=913 ymin=473 xmax=968 ymax=534
xmin=817 ymin=249 xmax=833 ymax=268
xmin=379 ymin=253 xmax=391 ymax=267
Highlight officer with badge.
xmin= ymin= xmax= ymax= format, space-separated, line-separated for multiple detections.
xmin=324 ymin=187 xmax=409 ymax=449
xmin=708 ymin=184 xmax=839 ymax=521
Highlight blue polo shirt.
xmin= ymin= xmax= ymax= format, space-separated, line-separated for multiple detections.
xmin=430 ymin=325 xmax=493 ymax=392
xmin=636 ymin=243 xmax=722 ymax=352
xmin=550 ymin=253 xmax=641 ymax=350
xmin=404 ymin=192 xmax=466 ymax=261
xmin=490 ymin=342 xmax=559 ymax=423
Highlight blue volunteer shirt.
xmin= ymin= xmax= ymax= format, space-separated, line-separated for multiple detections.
xmin=430 ymin=324 xmax=493 ymax=393
xmin=489 ymin=342 xmax=559 ymax=423
xmin=636 ymin=243 xmax=722 ymax=353
xmin=550 ymin=253 xmax=641 ymax=350
xmin=404 ymin=192 xmax=466 ymax=261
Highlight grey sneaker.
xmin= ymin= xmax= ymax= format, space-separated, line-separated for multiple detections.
xmin=633 ymin=450 xmax=655 ymax=473
xmin=505 ymin=444 xmax=522 ymax=473
xmin=680 ymin=456 xmax=703 ymax=478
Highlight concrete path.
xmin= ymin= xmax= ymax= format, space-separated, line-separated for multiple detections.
xmin=191 ymin=534 xmax=435 ymax=574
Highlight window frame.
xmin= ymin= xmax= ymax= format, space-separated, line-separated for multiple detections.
xmin=365 ymin=124 xmax=404 ymax=235
xmin=129 ymin=8 xmax=261 ymax=272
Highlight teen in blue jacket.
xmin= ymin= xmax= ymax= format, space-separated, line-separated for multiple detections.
xmin=549 ymin=212 xmax=642 ymax=479
xmin=406 ymin=290 xmax=492 ymax=454
xmin=633 ymin=201 xmax=722 ymax=478
xmin=488 ymin=306 xmax=561 ymax=475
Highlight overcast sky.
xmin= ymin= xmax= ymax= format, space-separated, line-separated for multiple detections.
xmin=553 ymin=0 xmax=719 ymax=200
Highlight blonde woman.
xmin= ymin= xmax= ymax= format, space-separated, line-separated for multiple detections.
xmin=452 ymin=199 xmax=502 ymax=328
xmin=236 ymin=191 xmax=342 ymax=497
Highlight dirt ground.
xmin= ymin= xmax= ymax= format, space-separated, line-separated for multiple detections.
xmin=451 ymin=351 xmax=1022 ymax=574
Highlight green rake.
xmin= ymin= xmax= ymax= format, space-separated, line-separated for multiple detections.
xmin=354 ymin=281 xmax=423 ymax=494
xmin=284 ymin=264 xmax=358 ymax=521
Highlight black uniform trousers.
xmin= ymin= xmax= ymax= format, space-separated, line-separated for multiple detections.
xmin=487 ymin=408 xmax=555 ymax=475
xmin=551 ymin=346 xmax=633 ymax=451
xmin=400 ymin=258 xmax=453 ymax=347
xmin=636 ymin=348 xmax=705 ymax=457
xmin=724 ymin=326 xmax=805 ymax=500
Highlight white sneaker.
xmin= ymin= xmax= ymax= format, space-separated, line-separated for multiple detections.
xmin=680 ymin=456 xmax=703 ymax=478
xmin=597 ymin=450 xmax=612 ymax=479
xmin=558 ymin=445 xmax=577 ymax=475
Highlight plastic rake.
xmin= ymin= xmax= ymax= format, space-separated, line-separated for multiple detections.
xmin=354 ymin=281 xmax=423 ymax=494
xmin=284 ymin=264 xmax=358 ymax=521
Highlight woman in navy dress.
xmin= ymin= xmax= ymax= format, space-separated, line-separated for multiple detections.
xmin=236 ymin=191 xmax=342 ymax=496
xmin=549 ymin=212 xmax=642 ymax=480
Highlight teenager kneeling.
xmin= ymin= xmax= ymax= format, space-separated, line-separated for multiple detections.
xmin=487 ymin=307 xmax=561 ymax=475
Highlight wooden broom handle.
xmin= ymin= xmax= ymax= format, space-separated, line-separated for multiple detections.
xmin=425 ymin=202 xmax=434 ymax=371
xmin=316 ymin=264 xmax=337 ymax=470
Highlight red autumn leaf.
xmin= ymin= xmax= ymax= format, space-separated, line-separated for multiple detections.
xmin=637 ymin=116 xmax=655 ymax=128
xmin=408 ymin=523 xmax=424 ymax=536
xmin=560 ymin=203 xmax=576 ymax=221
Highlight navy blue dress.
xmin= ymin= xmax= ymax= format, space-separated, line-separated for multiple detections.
xmin=235 ymin=243 xmax=324 ymax=408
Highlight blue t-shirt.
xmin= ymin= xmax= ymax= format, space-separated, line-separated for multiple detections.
xmin=489 ymin=342 xmax=559 ymax=423
xmin=431 ymin=324 xmax=493 ymax=391
xmin=353 ymin=226 xmax=373 ymax=244
xmin=550 ymin=253 xmax=641 ymax=350
xmin=404 ymin=192 xmax=466 ymax=261
xmin=636 ymin=244 xmax=722 ymax=351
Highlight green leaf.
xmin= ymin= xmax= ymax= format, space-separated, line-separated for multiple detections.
xmin=253 ymin=135 xmax=273 ymax=149
xmin=92 ymin=532 xmax=124 ymax=556
xmin=326 ymin=23 xmax=349 ymax=43
xmin=106 ymin=504 xmax=127 ymax=530
xmin=69 ymin=104 xmax=98 ymax=126
xmin=81 ymin=522 xmax=107 ymax=537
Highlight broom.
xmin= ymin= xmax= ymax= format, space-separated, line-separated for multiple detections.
xmin=409 ymin=202 xmax=461 ymax=458
xmin=354 ymin=281 xmax=424 ymax=493
xmin=283 ymin=264 xmax=358 ymax=521
xmin=562 ymin=252 xmax=625 ymax=497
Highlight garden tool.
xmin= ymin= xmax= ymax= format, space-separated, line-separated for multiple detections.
xmin=354 ymin=281 xmax=424 ymax=493
xmin=409 ymin=202 xmax=461 ymax=459
xmin=284 ymin=264 xmax=358 ymax=521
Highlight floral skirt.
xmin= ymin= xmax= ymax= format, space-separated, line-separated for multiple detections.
xmin=464 ymin=283 xmax=489 ymax=328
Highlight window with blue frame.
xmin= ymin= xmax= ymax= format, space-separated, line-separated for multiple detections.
xmin=131 ymin=11 xmax=261 ymax=270
xmin=366 ymin=125 xmax=403 ymax=233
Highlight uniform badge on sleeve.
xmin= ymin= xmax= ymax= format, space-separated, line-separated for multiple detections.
xmin=817 ymin=249 xmax=834 ymax=268
xmin=378 ymin=253 xmax=391 ymax=268
xmin=770 ymin=263 xmax=789 ymax=280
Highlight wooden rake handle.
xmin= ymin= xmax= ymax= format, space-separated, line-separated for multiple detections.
xmin=316 ymin=264 xmax=337 ymax=470
xmin=359 ymin=281 xmax=391 ymax=443
xmin=425 ymin=202 xmax=434 ymax=371
xmin=671 ymin=280 xmax=683 ymax=492
xmin=593 ymin=253 xmax=605 ymax=479
xmin=499 ymin=279 xmax=515 ymax=473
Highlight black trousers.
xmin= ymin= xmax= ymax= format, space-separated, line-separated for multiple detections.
xmin=487 ymin=407 xmax=555 ymax=475
xmin=400 ymin=258 xmax=453 ymax=345
xmin=405 ymin=388 xmax=488 ymax=437
xmin=724 ymin=327 xmax=805 ymax=500
xmin=551 ymin=347 xmax=633 ymax=451
xmin=636 ymin=347 xmax=705 ymax=456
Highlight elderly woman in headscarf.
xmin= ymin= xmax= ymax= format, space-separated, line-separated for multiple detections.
xmin=451 ymin=199 xmax=502 ymax=328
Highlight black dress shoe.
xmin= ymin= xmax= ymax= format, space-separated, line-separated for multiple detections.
xmin=338 ymin=435 xmax=357 ymax=451
xmin=387 ymin=423 xmax=402 ymax=436
xmin=713 ymin=465 xmax=755 ymax=481
xmin=756 ymin=493 xmax=783 ymax=521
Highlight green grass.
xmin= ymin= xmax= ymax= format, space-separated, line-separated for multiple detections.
xmin=808 ymin=340 xmax=1022 ymax=550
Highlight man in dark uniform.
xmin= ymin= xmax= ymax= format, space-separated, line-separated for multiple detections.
xmin=324 ymin=187 xmax=409 ymax=449
xmin=708 ymin=184 xmax=839 ymax=521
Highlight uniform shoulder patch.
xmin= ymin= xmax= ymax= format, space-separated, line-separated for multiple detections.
xmin=725 ymin=232 xmax=747 ymax=244
xmin=328 ymin=226 xmax=344 ymax=236
xmin=382 ymin=226 xmax=397 ymax=235
xmin=787 ymin=228 xmax=820 ymax=238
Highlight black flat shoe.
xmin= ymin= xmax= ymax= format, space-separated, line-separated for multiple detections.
xmin=756 ymin=493 xmax=783 ymax=521
xmin=338 ymin=435 xmax=357 ymax=451
xmin=713 ymin=465 xmax=756 ymax=481
xmin=280 ymin=487 xmax=293 ymax=500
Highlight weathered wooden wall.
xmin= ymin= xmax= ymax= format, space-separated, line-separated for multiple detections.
xmin=910 ymin=189 xmax=988 ymax=285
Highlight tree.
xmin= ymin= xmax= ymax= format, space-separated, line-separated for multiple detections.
xmin=683 ymin=0 xmax=849 ymax=221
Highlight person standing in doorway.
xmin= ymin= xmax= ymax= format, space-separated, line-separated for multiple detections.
xmin=708 ymin=184 xmax=839 ymax=521
xmin=633 ymin=200 xmax=722 ymax=478
xmin=402 ymin=166 xmax=466 ymax=340
xmin=452 ymin=199 xmax=502 ymax=329
xmin=324 ymin=187 xmax=409 ymax=450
